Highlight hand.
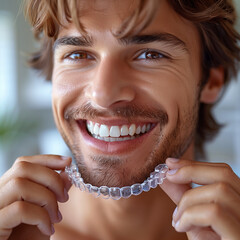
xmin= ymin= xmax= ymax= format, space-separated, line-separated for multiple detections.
xmin=0 ymin=155 xmax=72 ymax=240
xmin=160 ymin=158 xmax=240 ymax=240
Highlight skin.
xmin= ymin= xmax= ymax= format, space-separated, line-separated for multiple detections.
xmin=52 ymin=0 xmax=201 ymax=187
xmin=0 ymin=0 xmax=240 ymax=239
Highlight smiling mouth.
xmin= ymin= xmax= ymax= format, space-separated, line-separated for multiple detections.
xmin=85 ymin=120 xmax=156 ymax=142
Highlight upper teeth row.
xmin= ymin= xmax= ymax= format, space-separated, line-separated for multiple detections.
xmin=86 ymin=121 xmax=152 ymax=138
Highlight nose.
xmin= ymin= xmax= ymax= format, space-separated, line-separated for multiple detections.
xmin=87 ymin=57 xmax=135 ymax=109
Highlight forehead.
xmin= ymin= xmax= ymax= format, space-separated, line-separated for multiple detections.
xmin=58 ymin=0 xmax=200 ymax=52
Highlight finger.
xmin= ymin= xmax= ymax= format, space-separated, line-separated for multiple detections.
xmin=1 ymin=161 xmax=69 ymax=202
xmin=8 ymin=224 xmax=51 ymax=240
xmin=16 ymin=155 xmax=72 ymax=170
xmin=0 ymin=201 xmax=54 ymax=237
xmin=0 ymin=178 xmax=62 ymax=224
xmin=173 ymin=182 xmax=240 ymax=223
xmin=160 ymin=179 xmax=191 ymax=205
xmin=1 ymin=155 xmax=72 ymax=183
xmin=173 ymin=203 xmax=240 ymax=239
xmin=166 ymin=160 xmax=240 ymax=194
xmin=166 ymin=157 xmax=229 ymax=169
xmin=0 ymin=155 xmax=71 ymax=185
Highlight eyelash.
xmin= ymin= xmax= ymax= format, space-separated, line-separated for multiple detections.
xmin=63 ymin=49 xmax=169 ymax=63
xmin=64 ymin=51 xmax=94 ymax=62
xmin=135 ymin=49 xmax=169 ymax=61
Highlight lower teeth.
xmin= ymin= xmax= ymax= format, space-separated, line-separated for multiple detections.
xmin=92 ymin=134 xmax=138 ymax=142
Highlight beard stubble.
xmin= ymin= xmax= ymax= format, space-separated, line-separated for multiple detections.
xmin=58 ymin=100 xmax=199 ymax=187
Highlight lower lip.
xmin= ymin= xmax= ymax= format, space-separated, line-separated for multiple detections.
xmin=77 ymin=121 xmax=157 ymax=154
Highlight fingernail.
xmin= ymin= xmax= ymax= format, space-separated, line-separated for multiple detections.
xmin=175 ymin=220 xmax=180 ymax=229
xmin=61 ymin=156 xmax=70 ymax=161
xmin=58 ymin=210 xmax=62 ymax=221
xmin=173 ymin=206 xmax=178 ymax=218
xmin=168 ymin=158 xmax=179 ymax=162
xmin=172 ymin=219 xmax=175 ymax=227
xmin=167 ymin=169 xmax=178 ymax=175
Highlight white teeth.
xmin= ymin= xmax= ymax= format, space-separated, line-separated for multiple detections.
xmin=93 ymin=135 xmax=135 ymax=142
xmin=129 ymin=124 xmax=136 ymax=136
xmin=141 ymin=124 xmax=146 ymax=133
xmin=110 ymin=126 xmax=121 ymax=137
xmin=121 ymin=125 xmax=129 ymax=136
xmin=86 ymin=121 xmax=152 ymax=140
xmin=93 ymin=123 xmax=100 ymax=135
xmin=99 ymin=125 xmax=109 ymax=137
xmin=136 ymin=126 xmax=141 ymax=134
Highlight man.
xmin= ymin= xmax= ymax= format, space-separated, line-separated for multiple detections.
xmin=0 ymin=0 xmax=240 ymax=239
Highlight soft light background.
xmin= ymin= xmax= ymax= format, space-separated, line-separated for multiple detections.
xmin=0 ymin=1 xmax=240 ymax=177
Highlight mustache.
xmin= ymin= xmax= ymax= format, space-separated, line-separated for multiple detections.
xmin=64 ymin=102 xmax=168 ymax=124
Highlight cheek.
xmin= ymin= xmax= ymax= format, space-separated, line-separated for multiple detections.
xmin=51 ymin=69 xmax=89 ymax=128
xmin=134 ymin=67 xmax=199 ymax=126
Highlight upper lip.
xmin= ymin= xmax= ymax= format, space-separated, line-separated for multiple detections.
xmin=77 ymin=118 xmax=157 ymax=126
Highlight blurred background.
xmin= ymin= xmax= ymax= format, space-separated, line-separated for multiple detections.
xmin=0 ymin=0 xmax=240 ymax=177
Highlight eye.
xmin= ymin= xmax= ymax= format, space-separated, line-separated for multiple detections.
xmin=137 ymin=50 xmax=165 ymax=60
xmin=65 ymin=51 xmax=94 ymax=61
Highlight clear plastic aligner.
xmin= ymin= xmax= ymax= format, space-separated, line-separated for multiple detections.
xmin=65 ymin=163 xmax=168 ymax=200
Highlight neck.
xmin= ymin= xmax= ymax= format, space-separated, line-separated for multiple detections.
xmin=62 ymin=186 xmax=179 ymax=240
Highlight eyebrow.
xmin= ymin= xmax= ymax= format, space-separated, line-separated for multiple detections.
xmin=53 ymin=35 xmax=93 ymax=51
xmin=53 ymin=33 xmax=188 ymax=53
xmin=119 ymin=33 xmax=188 ymax=52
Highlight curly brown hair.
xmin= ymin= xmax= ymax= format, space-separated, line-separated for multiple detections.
xmin=24 ymin=0 xmax=240 ymax=158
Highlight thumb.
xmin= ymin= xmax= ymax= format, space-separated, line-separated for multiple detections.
xmin=160 ymin=178 xmax=191 ymax=205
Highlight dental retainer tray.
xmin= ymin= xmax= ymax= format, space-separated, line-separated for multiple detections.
xmin=65 ymin=164 xmax=168 ymax=200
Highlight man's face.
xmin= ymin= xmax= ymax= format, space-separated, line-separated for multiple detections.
xmin=52 ymin=0 xmax=202 ymax=187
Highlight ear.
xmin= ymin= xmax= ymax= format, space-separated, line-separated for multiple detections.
xmin=200 ymin=67 xmax=224 ymax=104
